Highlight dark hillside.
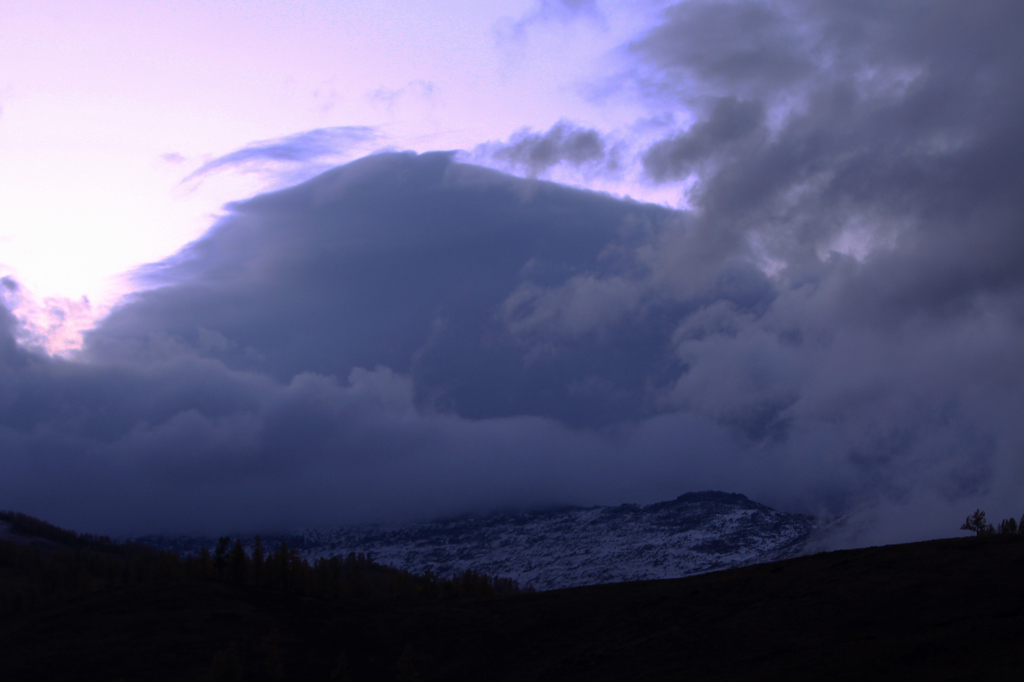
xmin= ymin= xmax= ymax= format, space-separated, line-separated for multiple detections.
xmin=2 ymin=523 xmax=1023 ymax=680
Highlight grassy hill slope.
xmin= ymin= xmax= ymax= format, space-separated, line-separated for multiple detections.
xmin=1 ymin=521 xmax=1022 ymax=681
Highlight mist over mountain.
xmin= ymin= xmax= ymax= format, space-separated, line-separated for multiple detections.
xmin=2 ymin=1 xmax=1023 ymax=547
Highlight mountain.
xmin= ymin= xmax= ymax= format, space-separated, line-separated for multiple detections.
xmin=6 ymin=526 xmax=1024 ymax=681
xmin=142 ymin=491 xmax=816 ymax=590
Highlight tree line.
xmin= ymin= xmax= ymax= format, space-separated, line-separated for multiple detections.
xmin=0 ymin=511 xmax=522 ymax=617
xmin=960 ymin=509 xmax=1024 ymax=536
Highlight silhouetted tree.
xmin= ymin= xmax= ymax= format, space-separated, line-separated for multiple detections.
xmin=196 ymin=547 xmax=214 ymax=579
xmin=252 ymin=536 xmax=265 ymax=586
xmin=961 ymin=509 xmax=994 ymax=536
xmin=997 ymin=517 xmax=1018 ymax=535
xmin=214 ymin=537 xmax=231 ymax=580
xmin=229 ymin=539 xmax=248 ymax=585
xmin=268 ymin=541 xmax=292 ymax=591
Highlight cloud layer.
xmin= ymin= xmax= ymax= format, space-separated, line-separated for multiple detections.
xmin=2 ymin=2 xmax=1023 ymax=545
xmin=183 ymin=126 xmax=380 ymax=183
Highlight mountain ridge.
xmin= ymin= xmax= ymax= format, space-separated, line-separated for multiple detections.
xmin=140 ymin=490 xmax=816 ymax=591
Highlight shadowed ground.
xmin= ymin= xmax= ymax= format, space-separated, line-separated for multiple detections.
xmin=2 ymin=535 xmax=1023 ymax=680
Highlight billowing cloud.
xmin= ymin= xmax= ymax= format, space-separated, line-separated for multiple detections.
xmin=2 ymin=2 xmax=1023 ymax=549
xmin=90 ymin=152 xmax=678 ymax=429
xmin=490 ymin=120 xmax=610 ymax=176
xmin=627 ymin=0 xmax=1024 ymax=541
xmin=642 ymin=97 xmax=765 ymax=182
xmin=632 ymin=0 xmax=1024 ymax=286
xmin=0 ymin=276 xmax=94 ymax=356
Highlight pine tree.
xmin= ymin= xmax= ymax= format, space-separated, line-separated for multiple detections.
xmin=214 ymin=537 xmax=231 ymax=580
xmin=997 ymin=517 xmax=1018 ymax=535
xmin=229 ymin=539 xmax=248 ymax=585
xmin=252 ymin=536 xmax=265 ymax=587
xmin=270 ymin=541 xmax=291 ymax=591
xmin=960 ymin=509 xmax=994 ymax=536
xmin=196 ymin=547 xmax=213 ymax=579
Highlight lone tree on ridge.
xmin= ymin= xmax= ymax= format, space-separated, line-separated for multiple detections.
xmin=960 ymin=509 xmax=994 ymax=536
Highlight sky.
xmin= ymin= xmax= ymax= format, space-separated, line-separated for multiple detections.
xmin=2 ymin=1 xmax=1024 ymax=545
xmin=0 ymin=0 xmax=663 ymax=350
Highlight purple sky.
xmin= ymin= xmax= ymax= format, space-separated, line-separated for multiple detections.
xmin=0 ymin=0 xmax=657 ymax=347
xmin=2 ymin=1 xmax=1023 ymax=546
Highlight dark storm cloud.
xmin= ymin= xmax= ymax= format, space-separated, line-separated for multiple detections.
xmin=634 ymin=0 xmax=818 ymax=100
xmin=0 ymin=152 xmax=828 ymax=537
xmin=492 ymin=120 xmax=609 ymax=175
xmin=0 ymin=291 xmax=617 ymax=535
xmin=624 ymin=0 xmax=1024 ymax=542
xmin=0 ymin=153 xmax=694 ymax=535
xmin=627 ymin=0 xmax=1024 ymax=334
xmin=183 ymin=126 xmax=379 ymax=181
xmin=0 ymin=144 xmax=1018 ymax=543
xmin=642 ymin=97 xmax=765 ymax=182
xmin=2 ymin=2 xmax=1024 ymax=547
xmin=91 ymin=152 xmax=679 ymax=428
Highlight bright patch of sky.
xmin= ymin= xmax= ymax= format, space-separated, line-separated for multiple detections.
xmin=0 ymin=0 xmax=673 ymax=352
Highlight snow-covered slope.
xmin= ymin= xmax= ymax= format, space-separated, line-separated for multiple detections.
xmin=296 ymin=491 xmax=815 ymax=591
xmin=138 ymin=491 xmax=815 ymax=591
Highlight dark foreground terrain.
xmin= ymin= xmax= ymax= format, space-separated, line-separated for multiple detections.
xmin=2 ymin=525 xmax=1023 ymax=681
